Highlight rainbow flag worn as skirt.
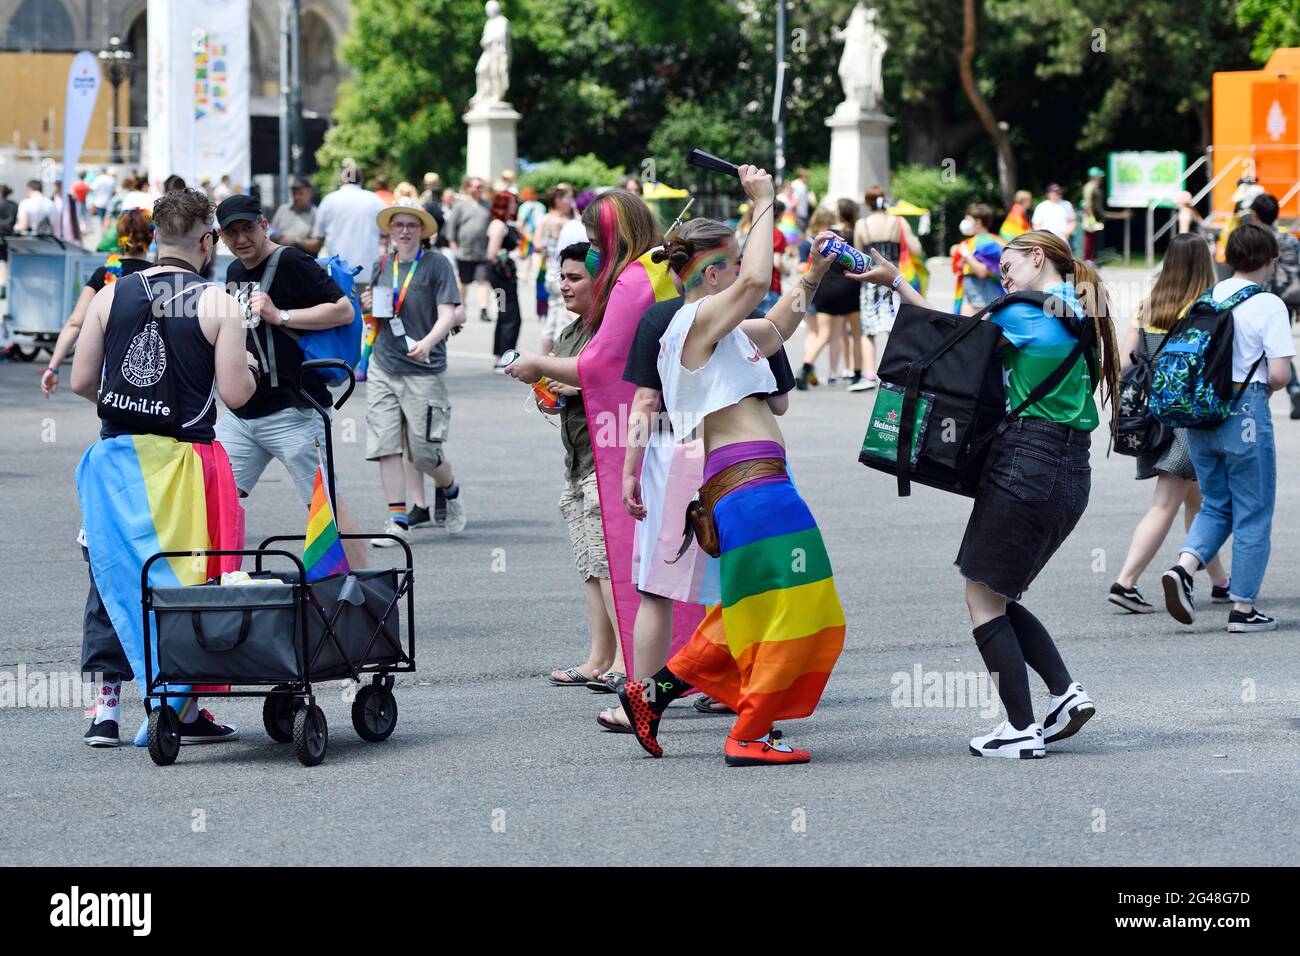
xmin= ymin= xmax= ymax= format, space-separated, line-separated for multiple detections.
xmin=77 ymin=434 xmax=245 ymax=740
xmin=668 ymin=477 xmax=846 ymax=739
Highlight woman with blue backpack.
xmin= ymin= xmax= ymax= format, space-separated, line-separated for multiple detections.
xmin=854 ymin=229 xmax=1121 ymax=759
xmin=1157 ymin=222 xmax=1296 ymax=632
xmin=1108 ymin=234 xmax=1230 ymax=613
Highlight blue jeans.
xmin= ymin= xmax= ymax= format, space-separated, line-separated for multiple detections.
xmin=1181 ymin=383 xmax=1276 ymax=603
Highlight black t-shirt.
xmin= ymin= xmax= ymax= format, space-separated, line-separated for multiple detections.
xmin=226 ymin=246 xmax=345 ymax=419
xmin=86 ymin=256 xmax=152 ymax=293
xmin=623 ymin=296 xmax=796 ymax=396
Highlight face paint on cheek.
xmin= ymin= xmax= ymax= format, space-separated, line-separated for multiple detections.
xmin=682 ymin=249 xmax=730 ymax=290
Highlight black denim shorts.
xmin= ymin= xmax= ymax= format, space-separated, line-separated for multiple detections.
xmin=956 ymin=418 xmax=1092 ymax=601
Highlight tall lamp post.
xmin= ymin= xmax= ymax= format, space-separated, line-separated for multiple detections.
xmin=97 ymin=36 xmax=134 ymax=165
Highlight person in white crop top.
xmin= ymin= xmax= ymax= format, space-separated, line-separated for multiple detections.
xmin=612 ymin=166 xmax=852 ymax=767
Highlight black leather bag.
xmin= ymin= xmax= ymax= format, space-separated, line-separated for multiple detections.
xmin=861 ymin=292 xmax=1093 ymax=497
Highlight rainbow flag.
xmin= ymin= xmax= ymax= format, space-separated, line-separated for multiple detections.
xmin=898 ymin=241 xmax=929 ymax=295
xmin=304 ymin=462 xmax=349 ymax=581
xmin=668 ymin=476 xmax=845 ymax=739
xmin=577 ymin=249 xmax=701 ymax=673
xmin=951 ymin=233 xmax=1006 ymax=313
xmin=999 ymin=202 xmax=1030 ymax=241
xmin=76 ymin=434 xmax=245 ymax=743
xmin=777 ymin=210 xmax=802 ymax=244
xmin=356 ymin=315 xmax=378 ymax=380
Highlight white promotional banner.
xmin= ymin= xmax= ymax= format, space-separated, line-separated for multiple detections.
xmin=147 ymin=0 xmax=251 ymax=190
xmin=63 ymin=51 xmax=101 ymax=188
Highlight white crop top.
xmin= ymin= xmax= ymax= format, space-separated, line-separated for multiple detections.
xmin=657 ymin=297 xmax=777 ymax=441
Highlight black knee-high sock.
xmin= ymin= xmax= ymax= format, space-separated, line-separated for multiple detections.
xmin=973 ymin=616 xmax=1035 ymax=731
xmin=643 ymin=666 xmax=691 ymax=715
xmin=1006 ymin=602 xmax=1072 ymax=696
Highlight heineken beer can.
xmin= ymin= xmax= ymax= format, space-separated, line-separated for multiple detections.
xmin=817 ymin=235 xmax=868 ymax=273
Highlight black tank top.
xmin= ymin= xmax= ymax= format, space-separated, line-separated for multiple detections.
xmin=99 ymin=269 xmax=218 ymax=443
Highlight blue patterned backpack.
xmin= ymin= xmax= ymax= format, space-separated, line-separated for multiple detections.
xmin=1148 ymin=284 xmax=1266 ymax=429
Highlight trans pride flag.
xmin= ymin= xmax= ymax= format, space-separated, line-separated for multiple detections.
xmin=304 ymin=462 xmax=349 ymax=581
xmin=77 ymin=434 xmax=244 ymax=742
xmin=951 ymin=233 xmax=1006 ymax=313
xmin=577 ymin=249 xmax=702 ymax=674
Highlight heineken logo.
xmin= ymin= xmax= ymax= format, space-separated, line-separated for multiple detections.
xmin=887 ymin=410 xmax=897 ymax=421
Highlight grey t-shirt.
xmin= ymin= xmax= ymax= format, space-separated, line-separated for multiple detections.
xmin=270 ymin=202 xmax=316 ymax=243
xmin=445 ymin=198 xmax=490 ymax=260
xmin=370 ymin=251 xmax=462 ymax=375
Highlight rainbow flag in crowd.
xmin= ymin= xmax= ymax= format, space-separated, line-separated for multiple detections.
xmin=951 ymin=233 xmax=1006 ymax=313
xmin=76 ymin=434 xmax=245 ymax=743
xmin=898 ymin=242 xmax=929 ymax=295
xmin=304 ymin=462 xmax=349 ymax=581
xmin=356 ymin=314 xmax=378 ymax=380
xmin=777 ymin=209 xmax=802 ymax=244
xmin=999 ymin=202 xmax=1030 ymax=241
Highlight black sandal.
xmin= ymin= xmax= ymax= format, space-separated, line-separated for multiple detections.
xmin=693 ymin=695 xmax=734 ymax=714
xmin=596 ymin=709 xmax=633 ymax=734
xmin=550 ymin=666 xmax=596 ymax=687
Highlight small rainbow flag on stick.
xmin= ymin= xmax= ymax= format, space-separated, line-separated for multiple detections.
xmin=304 ymin=446 xmax=349 ymax=581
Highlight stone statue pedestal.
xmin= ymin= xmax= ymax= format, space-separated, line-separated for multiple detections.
xmin=825 ymin=104 xmax=893 ymax=205
xmin=464 ymin=102 xmax=520 ymax=181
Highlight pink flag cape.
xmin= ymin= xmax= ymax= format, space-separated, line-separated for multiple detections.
xmin=577 ymin=251 xmax=704 ymax=674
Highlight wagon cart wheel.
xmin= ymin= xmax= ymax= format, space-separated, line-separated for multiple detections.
xmin=351 ymin=683 xmax=398 ymax=742
xmin=11 ymin=343 xmax=39 ymax=362
xmin=293 ymin=703 xmax=328 ymax=766
xmin=261 ymin=685 xmax=295 ymax=743
xmin=147 ymin=705 xmax=180 ymax=766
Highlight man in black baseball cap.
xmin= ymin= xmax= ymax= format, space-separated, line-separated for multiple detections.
xmin=214 ymin=187 xmax=369 ymax=568
xmin=215 ymin=193 xmax=263 ymax=231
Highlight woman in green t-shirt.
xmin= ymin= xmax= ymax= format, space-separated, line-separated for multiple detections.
xmin=854 ymin=228 xmax=1120 ymax=760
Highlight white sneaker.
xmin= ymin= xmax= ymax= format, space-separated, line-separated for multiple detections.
xmin=1042 ymin=682 xmax=1095 ymax=744
xmin=846 ymin=376 xmax=878 ymax=393
xmin=370 ymin=520 xmax=411 ymax=548
xmin=969 ymin=720 xmax=1045 ymax=759
xmin=444 ymin=493 xmax=467 ymax=534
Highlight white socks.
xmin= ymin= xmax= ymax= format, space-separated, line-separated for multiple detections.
xmin=94 ymin=679 xmax=121 ymax=724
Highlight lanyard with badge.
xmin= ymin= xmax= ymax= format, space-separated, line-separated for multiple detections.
xmin=380 ymin=249 xmax=422 ymax=339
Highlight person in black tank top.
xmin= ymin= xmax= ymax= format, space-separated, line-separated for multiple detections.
xmin=98 ymin=270 xmax=219 ymax=443
xmin=70 ymin=188 xmax=258 ymax=749
xmin=487 ymin=191 xmax=522 ymax=363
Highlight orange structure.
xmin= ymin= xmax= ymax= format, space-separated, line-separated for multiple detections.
xmin=1213 ymin=49 xmax=1300 ymax=216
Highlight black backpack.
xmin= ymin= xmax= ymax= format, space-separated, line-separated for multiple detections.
xmin=860 ymin=291 xmax=1094 ymax=497
xmin=1113 ymin=336 xmax=1173 ymax=458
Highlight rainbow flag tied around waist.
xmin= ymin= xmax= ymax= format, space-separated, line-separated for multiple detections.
xmin=668 ymin=477 xmax=846 ymax=739
xmin=76 ymin=434 xmax=245 ymax=743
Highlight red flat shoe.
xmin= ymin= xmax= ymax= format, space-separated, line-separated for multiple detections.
xmin=724 ymin=735 xmax=810 ymax=767
xmin=617 ymin=679 xmax=663 ymax=758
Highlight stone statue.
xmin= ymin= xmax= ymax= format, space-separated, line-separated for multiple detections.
xmin=471 ymin=1 xmax=512 ymax=108
xmin=834 ymin=4 xmax=887 ymax=113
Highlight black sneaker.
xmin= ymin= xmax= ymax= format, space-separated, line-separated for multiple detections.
xmin=1161 ymin=565 xmax=1196 ymax=625
xmin=434 ymin=486 xmax=447 ymax=525
xmin=479 ymin=309 xmax=491 ymax=323
xmin=83 ymin=719 xmax=121 ymax=747
xmin=1227 ymin=608 xmax=1277 ymax=633
xmin=179 ymin=709 xmax=239 ymax=744
xmin=407 ymin=505 xmax=432 ymax=529
xmin=1211 ymin=582 xmax=1232 ymax=604
xmin=1108 ymin=582 xmax=1155 ymax=614
xmin=1289 ymin=387 xmax=1300 ymax=420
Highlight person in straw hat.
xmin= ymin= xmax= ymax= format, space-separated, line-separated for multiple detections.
xmin=360 ymin=199 xmax=469 ymax=542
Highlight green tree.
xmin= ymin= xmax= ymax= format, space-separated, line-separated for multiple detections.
xmin=317 ymin=0 xmax=482 ymax=189
xmin=1237 ymin=0 xmax=1300 ymax=62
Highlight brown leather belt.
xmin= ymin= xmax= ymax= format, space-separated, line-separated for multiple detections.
xmin=669 ymin=457 xmax=786 ymax=562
